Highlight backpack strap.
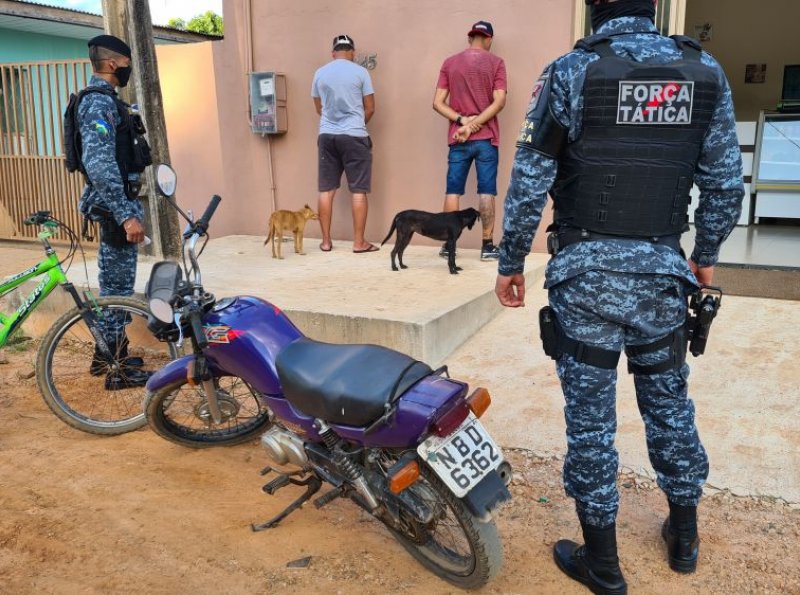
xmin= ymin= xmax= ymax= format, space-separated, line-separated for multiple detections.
xmin=76 ymin=87 xmax=125 ymax=122
xmin=66 ymin=86 xmax=119 ymax=181
xmin=574 ymin=34 xmax=616 ymax=58
xmin=670 ymin=35 xmax=703 ymax=61
xmin=76 ymin=86 xmax=116 ymax=104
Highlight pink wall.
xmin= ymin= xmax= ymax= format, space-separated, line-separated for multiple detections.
xmin=162 ymin=0 xmax=573 ymax=251
xmin=156 ymin=41 xmax=227 ymax=228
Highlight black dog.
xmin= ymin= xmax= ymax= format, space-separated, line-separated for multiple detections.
xmin=381 ymin=208 xmax=479 ymax=274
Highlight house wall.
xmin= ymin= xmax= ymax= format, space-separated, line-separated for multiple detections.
xmin=156 ymin=41 xmax=226 ymax=229
xmin=0 ymin=28 xmax=87 ymax=62
xmin=0 ymin=27 xmax=93 ymax=158
xmin=168 ymin=0 xmax=574 ymax=250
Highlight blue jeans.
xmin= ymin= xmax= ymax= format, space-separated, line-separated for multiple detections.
xmin=446 ymin=140 xmax=498 ymax=196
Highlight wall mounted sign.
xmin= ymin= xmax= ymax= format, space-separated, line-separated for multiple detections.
xmin=745 ymin=64 xmax=767 ymax=84
xmin=693 ymin=23 xmax=712 ymax=42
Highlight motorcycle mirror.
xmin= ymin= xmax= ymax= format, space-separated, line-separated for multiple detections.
xmin=156 ymin=164 xmax=177 ymax=197
xmin=149 ymin=297 xmax=174 ymax=324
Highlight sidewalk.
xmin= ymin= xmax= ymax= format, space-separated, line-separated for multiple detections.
xmin=446 ymin=285 xmax=800 ymax=504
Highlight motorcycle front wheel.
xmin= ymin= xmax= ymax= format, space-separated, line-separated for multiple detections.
xmin=145 ymin=376 xmax=272 ymax=447
xmin=381 ymin=462 xmax=503 ymax=590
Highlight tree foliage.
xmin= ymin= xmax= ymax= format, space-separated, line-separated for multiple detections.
xmin=167 ymin=11 xmax=223 ymax=36
xmin=167 ymin=17 xmax=186 ymax=30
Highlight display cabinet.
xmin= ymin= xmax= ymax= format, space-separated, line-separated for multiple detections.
xmin=752 ymin=111 xmax=800 ymax=220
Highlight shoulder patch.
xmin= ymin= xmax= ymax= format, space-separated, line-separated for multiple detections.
xmin=92 ymin=119 xmax=112 ymax=136
xmin=527 ymin=71 xmax=549 ymax=115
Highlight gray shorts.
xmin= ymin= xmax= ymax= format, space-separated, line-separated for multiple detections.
xmin=318 ymin=133 xmax=372 ymax=193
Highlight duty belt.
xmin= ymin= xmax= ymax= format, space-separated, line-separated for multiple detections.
xmin=547 ymin=227 xmax=682 ymax=256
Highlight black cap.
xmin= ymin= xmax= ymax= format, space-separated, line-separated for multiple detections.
xmin=88 ymin=34 xmax=132 ymax=59
xmin=468 ymin=21 xmax=493 ymax=38
xmin=332 ymin=34 xmax=355 ymax=50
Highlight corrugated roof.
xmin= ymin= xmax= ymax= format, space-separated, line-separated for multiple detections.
xmin=12 ymin=0 xmax=100 ymax=18
xmin=0 ymin=0 xmax=222 ymax=42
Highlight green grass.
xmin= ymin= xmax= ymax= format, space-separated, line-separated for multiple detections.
xmin=4 ymin=334 xmax=35 ymax=353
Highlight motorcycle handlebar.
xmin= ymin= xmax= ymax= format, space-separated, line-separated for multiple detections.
xmin=196 ymin=195 xmax=221 ymax=234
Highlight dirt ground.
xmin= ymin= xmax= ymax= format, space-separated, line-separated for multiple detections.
xmin=0 ymin=342 xmax=798 ymax=595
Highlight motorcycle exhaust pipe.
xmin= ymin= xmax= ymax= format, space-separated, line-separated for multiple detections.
xmin=353 ymin=476 xmax=380 ymax=511
xmin=497 ymin=461 xmax=513 ymax=487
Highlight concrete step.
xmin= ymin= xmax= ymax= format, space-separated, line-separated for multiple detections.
xmin=13 ymin=236 xmax=546 ymax=365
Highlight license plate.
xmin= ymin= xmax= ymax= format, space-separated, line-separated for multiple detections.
xmin=417 ymin=414 xmax=503 ymax=498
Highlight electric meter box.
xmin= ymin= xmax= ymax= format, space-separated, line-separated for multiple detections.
xmin=249 ymin=72 xmax=287 ymax=134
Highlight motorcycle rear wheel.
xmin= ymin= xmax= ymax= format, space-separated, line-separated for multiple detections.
xmin=383 ymin=464 xmax=503 ymax=590
xmin=145 ymin=376 xmax=272 ymax=448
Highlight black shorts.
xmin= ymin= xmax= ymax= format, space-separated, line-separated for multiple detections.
xmin=318 ymin=133 xmax=372 ymax=193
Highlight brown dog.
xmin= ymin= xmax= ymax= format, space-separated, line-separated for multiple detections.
xmin=263 ymin=205 xmax=319 ymax=259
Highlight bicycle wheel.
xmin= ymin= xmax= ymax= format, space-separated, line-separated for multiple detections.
xmin=145 ymin=376 xmax=272 ymax=448
xmin=36 ymin=296 xmax=178 ymax=435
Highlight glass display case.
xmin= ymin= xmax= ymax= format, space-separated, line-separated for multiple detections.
xmin=689 ymin=121 xmax=754 ymax=226
xmin=753 ymin=111 xmax=800 ymax=220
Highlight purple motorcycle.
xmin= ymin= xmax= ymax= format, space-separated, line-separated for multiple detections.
xmin=143 ymin=165 xmax=512 ymax=589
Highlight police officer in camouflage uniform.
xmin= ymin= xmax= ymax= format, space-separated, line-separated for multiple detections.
xmin=77 ymin=35 xmax=150 ymax=389
xmin=495 ymin=1 xmax=744 ymax=592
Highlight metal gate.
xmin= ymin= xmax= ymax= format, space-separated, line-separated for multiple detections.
xmin=0 ymin=60 xmax=95 ymax=242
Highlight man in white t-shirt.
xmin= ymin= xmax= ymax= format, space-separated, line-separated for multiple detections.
xmin=311 ymin=34 xmax=377 ymax=253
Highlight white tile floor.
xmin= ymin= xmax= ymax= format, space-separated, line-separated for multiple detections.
xmin=683 ymin=224 xmax=800 ymax=268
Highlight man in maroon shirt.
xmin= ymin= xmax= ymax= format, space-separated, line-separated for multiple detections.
xmin=433 ymin=20 xmax=507 ymax=260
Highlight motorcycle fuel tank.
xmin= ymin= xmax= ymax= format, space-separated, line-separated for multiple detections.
xmin=146 ymin=296 xmax=304 ymax=395
xmin=201 ymin=296 xmax=304 ymax=395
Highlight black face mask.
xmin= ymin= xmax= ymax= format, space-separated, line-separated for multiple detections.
xmin=590 ymin=0 xmax=656 ymax=32
xmin=114 ymin=65 xmax=132 ymax=88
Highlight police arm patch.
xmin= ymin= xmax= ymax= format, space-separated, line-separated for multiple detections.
xmin=91 ymin=119 xmax=112 ymax=136
xmin=516 ymin=65 xmax=567 ymax=158
xmin=516 ymin=71 xmax=551 ymax=148
xmin=528 ymin=72 xmax=549 ymax=113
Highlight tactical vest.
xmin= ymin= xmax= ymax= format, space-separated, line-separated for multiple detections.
xmin=64 ymin=87 xmax=152 ymax=195
xmin=551 ymin=35 xmax=720 ymax=238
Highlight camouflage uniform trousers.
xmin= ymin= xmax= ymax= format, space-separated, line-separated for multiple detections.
xmin=549 ymin=270 xmax=709 ymax=528
xmin=97 ymin=238 xmax=138 ymax=342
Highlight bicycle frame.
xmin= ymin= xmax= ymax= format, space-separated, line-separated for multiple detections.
xmin=0 ymin=231 xmax=83 ymax=347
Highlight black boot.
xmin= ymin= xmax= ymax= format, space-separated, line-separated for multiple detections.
xmin=90 ymin=343 xmax=111 ymax=376
xmin=104 ymin=365 xmax=152 ymax=391
xmin=90 ymin=339 xmax=151 ymax=390
xmin=117 ymin=335 xmax=144 ymax=367
xmin=662 ymin=502 xmax=699 ymax=573
xmin=553 ymin=522 xmax=627 ymax=595
xmin=90 ymin=337 xmax=143 ymax=376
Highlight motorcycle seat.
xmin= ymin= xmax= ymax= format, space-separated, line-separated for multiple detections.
xmin=276 ymin=338 xmax=432 ymax=427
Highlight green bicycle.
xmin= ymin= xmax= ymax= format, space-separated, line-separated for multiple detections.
xmin=0 ymin=211 xmax=177 ymax=435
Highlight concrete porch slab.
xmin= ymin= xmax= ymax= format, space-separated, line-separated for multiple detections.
xmin=76 ymin=236 xmax=548 ymax=364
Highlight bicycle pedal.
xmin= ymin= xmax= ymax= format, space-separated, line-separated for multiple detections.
xmin=263 ymin=474 xmax=291 ymax=495
xmin=314 ymin=486 xmax=345 ymax=509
